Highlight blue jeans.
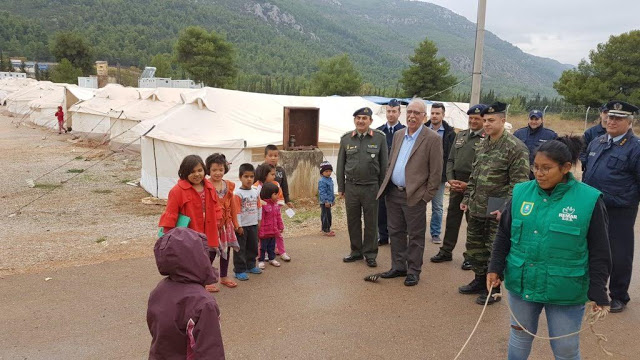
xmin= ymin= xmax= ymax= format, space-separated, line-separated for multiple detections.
xmin=430 ymin=182 xmax=446 ymax=237
xmin=507 ymin=291 xmax=585 ymax=360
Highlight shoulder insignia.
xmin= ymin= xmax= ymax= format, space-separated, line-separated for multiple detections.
xmin=372 ymin=128 xmax=386 ymax=136
xmin=342 ymin=130 xmax=354 ymax=138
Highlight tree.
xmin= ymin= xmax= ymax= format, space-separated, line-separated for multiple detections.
xmin=34 ymin=62 xmax=41 ymax=80
xmin=50 ymin=31 xmax=94 ymax=75
xmin=150 ymin=53 xmax=174 ymax=78
xmin=0 ymin=51 xmax=7 ymax=72
xmin=50 ymin=59 xmax=83 ymax=84
xmin=20 ymin=61 xmax=27 ymax=73
xmin=400 ymin=38 xmax=457 ymax=99
xmin=554 ymin=30 xmax=640 ymax=107
xmin=307 ymin=54 xmax=362 ymax=96
xmin=175 ymin=26 xmax=236 ymax=87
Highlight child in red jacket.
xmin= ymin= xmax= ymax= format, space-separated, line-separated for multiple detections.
xmin=258 ymin=182 xmax=284 ymax=269
xmin=158 ymin=155 xmax=222 ymax=292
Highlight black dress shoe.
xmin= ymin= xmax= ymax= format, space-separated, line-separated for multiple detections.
xmin=343 ymin=255 xmax=364 ymax=262
xmin=610 ymin=299 xmax=626 ymax=313
xmin=461 ymin=260 xmax=472 ymax=270
xmin=459 ymin=275 xmax=486 ymax=294
xmin=380 ymin=269 xmax=407 ymax=278
xmin=404 ymin=274 xmax=419 ymax=286
xmin=430 ymin=253 xmax=453 ymax=263
xmin=366 ymin=258 xmax=377 ymax=267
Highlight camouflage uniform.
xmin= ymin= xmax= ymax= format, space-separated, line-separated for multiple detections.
xmin=461 ymin=130 xmax=529 ymax=275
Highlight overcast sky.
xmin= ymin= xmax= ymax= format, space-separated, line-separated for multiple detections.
xmin=421 ymin=0 xmax=640 ymax=65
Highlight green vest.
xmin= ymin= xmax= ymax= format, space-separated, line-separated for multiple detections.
xmin=505 ymin=173 xmax=600 ymax=305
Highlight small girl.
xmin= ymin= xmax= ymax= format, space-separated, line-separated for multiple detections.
xmin=258 ymin=182 xmax=284 ymax=269
xmin=158 ymin=154 xmax=222 ymax=291
xmin=254 ymin=163 xmax=291 ymax=261
xmin=55 ymin=106 xmax=66 ymax=134
xmin=206 ymin=153 xmax=241 ymax=290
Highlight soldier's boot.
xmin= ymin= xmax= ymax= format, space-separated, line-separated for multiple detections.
xmin=476 ymin=285 xmax=502 ymax=305
xmin=458 ymin=274 xmax=486 ymax=294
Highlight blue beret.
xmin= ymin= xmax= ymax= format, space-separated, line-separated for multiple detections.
xmin=480 ymin=101 xmax=507 ymax=116
xmin=467 ymin=104 xmax=487 ymax=115
xmin=606 ymin=100 xmax=639 ymax=117
xmin=528 ymin=110 xmax=543 ymax=119
xmin=387 ymin=99 xmax=401 ymax=107
xmin=353 ymin=107 xmax=373 ymax=117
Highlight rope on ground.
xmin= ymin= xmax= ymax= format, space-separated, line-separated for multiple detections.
xmin=453 ymin=289 xmax=612 ymax=359
xmin=6 ymin=125 xmax=155 ymax=218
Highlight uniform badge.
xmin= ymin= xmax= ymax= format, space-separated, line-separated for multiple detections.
xmin=371 ymin=153 xmax=375 ymax=158
xmin=520 ymin=202 xmax=534 ymax=216
xmin=614 ymin=103 xmax=623 ymax=111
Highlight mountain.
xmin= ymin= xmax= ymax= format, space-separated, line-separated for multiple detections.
xmin=0 ymin=0 xmax=572 ymax=97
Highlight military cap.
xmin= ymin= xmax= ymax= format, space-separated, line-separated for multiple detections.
xmin=480 ymin=101 xmax=507 ymax=116
xmin=388 ymin=99 xmax=401 ymax=107
xmin=606 ymin=100 xmax=639 ymax=117
xmin=353 ymin=107 xmax=373 ymax=117
xmin=467 ymin=104 xmax=487 ymax=115
xmin=528 ymin=110 xmax=543 ymax=119
xmin=599 ymin=104 xmax=609 ymax=113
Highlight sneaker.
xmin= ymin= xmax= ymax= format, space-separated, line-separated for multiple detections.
xmin=431 ymin=235 xmax=442 ymax=244
xmin=258 ymin=261 xmax=266 ymax=269
xmin=247 ymin=267 xmax=263 ymax=274
xmin=269 ymin=259 xmax=281 ymax=267
xmin=234 ymin=272 xmax=249 ymax=281
xmin=280 ymin=253 xmax=291 ymax=261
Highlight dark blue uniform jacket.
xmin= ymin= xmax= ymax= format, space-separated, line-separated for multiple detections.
xmin=580 ymin=123 xmax=607 ymax=169
xmin=583 ymin=129 xmax=640 ymax=208
xmin=513 ymin=125 xmax=558 ymax=166
xmin=377 ymin=122 xmax=406 ymax=152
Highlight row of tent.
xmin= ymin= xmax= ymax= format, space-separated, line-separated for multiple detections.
xmin=1 ymin=78 xmax=470 ymax=199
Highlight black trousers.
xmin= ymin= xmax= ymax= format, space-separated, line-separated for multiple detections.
xmin=607 ymin=206 xmax=638 ymax=303
xmin=378 ymin=194 xmax=389 ymax=243
xmin=440 ymin=189 xmax=468 ymax=257
xmin=321 ymin=205 xmax=332 ymax=232
xmin=233 ymin=225 xmax=259 ymax=273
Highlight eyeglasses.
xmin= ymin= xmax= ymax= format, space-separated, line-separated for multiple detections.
xmin=532 ymin=165 xmax=556 ymax=175
xmin=406 ymin=110 xmax=425 ymax=116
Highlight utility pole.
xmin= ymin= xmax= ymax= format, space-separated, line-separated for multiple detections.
xmin=470 ymin=0 xmax=487 ymax=106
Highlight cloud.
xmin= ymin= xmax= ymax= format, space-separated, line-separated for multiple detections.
xmin=421 ymin=0 xmax=640 ymax=65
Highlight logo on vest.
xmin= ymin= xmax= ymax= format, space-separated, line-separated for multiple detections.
xmin=559 ymin=206 xmax=577 ymax=222
xmin=520 ymin=202 xmax=534 ymax=216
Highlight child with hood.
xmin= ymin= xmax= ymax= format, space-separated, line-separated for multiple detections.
xmin=147 ymin=227 xmax=225 ymax=360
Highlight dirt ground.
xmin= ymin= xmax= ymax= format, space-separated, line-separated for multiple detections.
xmin=0 ymin=114 xmax=639 ymax=359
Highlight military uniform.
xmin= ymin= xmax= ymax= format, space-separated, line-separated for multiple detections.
xmin=376 ymin=117 xmax=405 ymax=245
xmin=583 ymin=100 xmax=640 ymax=310
xmin=462 ymin=111 xmax=530 ymax=278
xmin=337 ymin=124 xmax=388 ymax=261
xmin=438 ymin=127 xmax=486 ymax=258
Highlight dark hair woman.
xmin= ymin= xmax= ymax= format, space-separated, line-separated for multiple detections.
xmin=487 ymin=135 xmax=611 ymax=359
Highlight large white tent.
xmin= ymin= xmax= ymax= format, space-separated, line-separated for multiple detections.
xmin=68 ymin=84 xmax=140 ymax=136
xmin=0 ymin=78 xmax=38 ymax=105
xmin=135 ymin=87 xmax=386 ymax=198
xmin=5 ymin=81 xmax=60 ymax=116
xmin=28 ymin=84 xmax=66 ymax=129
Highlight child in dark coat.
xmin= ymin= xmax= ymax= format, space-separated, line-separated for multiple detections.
xmin=147 ymin=228 xmax=225 ymax=360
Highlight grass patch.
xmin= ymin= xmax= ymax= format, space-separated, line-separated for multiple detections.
xmin=120 ymin=179 xmax=133 ymax=184
xmin=92 ymin=189 xmax=113 ymax=194
xmin=67 ymin=169 xmax=85 ymax=173
xmin=95 ymin=237 xmax=107 ymax=244
xmin=74 ymin=156 xmax=84 ymax=160
xmin=34 ymin=183 xmax=62 ymax=190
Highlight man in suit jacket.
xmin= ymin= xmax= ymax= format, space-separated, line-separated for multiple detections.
xmin=376 ymin=99 xmax=406 ymax=246
xmin=376 ymin=100 xmax=443 ymax=286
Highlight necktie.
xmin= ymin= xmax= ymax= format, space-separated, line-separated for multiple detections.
xmin=389 ymin=126 xmax=394 ymax=135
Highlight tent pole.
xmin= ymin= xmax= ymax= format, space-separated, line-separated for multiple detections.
xmin=152 ymin=138 xmax=159 ymax=197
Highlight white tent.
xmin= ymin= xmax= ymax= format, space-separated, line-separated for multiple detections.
xmin=108 ymin=88 xmax=193 ymax=150
xmin=5 ymin=81 xmax=59 ymax=116
xmin=28 ymin=84 xmax=66 ymax=129
xmin=136 ymin=87 xmax=385 ymax=198
xmin=0 ymin=78 xmax=38 ymax=105
xmin=69 ymin=84 xmax=140 ymax=136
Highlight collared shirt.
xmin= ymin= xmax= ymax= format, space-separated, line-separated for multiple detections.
xmin=386 ymin=122 xmax=399 ymax=134
xmin=607 ymin=133 xmax=625 ymax=143
xmin=391 ymin=125 xmax=424 ymax=187
xmin=430 ymin=123 xmax=445 ymax=138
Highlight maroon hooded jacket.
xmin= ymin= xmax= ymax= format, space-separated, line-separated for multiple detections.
xmin=147 ymin=228 xmax=225 ymax=360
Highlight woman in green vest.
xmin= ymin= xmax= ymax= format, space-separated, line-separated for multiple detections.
xmin=487 ymin=135 xmax=611 ymax=360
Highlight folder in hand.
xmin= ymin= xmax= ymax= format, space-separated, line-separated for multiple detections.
xmin=486 ymin=197 xmax=507 ymax=217
xmin=157 ymin=213 xmax=191 ymax=237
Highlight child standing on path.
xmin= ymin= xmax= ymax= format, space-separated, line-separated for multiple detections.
xmin=206 ymin=153 xmax=241 ymax=290
xmin=258 ymin=183 xmax=284 ymax=269
xmin=264 ymin=145 xmax=293 ymax=262
xmin=158 ymin=155 xmax=222 ymax=292
xmin=318 ymin=161 xmax=335 ymax=236
xmin=55 ymin=106 xmax=66 ymax=134
xmin=233 ymin=163 xmax=263 ymax=280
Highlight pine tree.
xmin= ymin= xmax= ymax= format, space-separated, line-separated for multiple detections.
xmin=400 ymin=38 xmax=457 ymax=99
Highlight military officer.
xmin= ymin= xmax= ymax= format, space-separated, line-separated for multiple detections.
xmin=458 ymin=102 xmax=530 ymax=305
xmin=513 ymin=109 xmax=558 ymax=179
xmin=337 ymin=107 xmax=388 ymax=267
xmin=583 ymin=100 xmax=640 ymax=313
xmin=376 ymin=99 xmax=405 ymax=246
xmin=430 ymin=104 xmax=487 ymax=270
xmin=579 ymin=104 xmax=608 ymax=171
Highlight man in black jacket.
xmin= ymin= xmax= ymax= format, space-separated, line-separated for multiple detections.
xmin=425 ymin=103 xmax=456 ymax=244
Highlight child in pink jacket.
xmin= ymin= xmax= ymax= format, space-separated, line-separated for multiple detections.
xmin=257 ymin=182 xmax=284 ymax=270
